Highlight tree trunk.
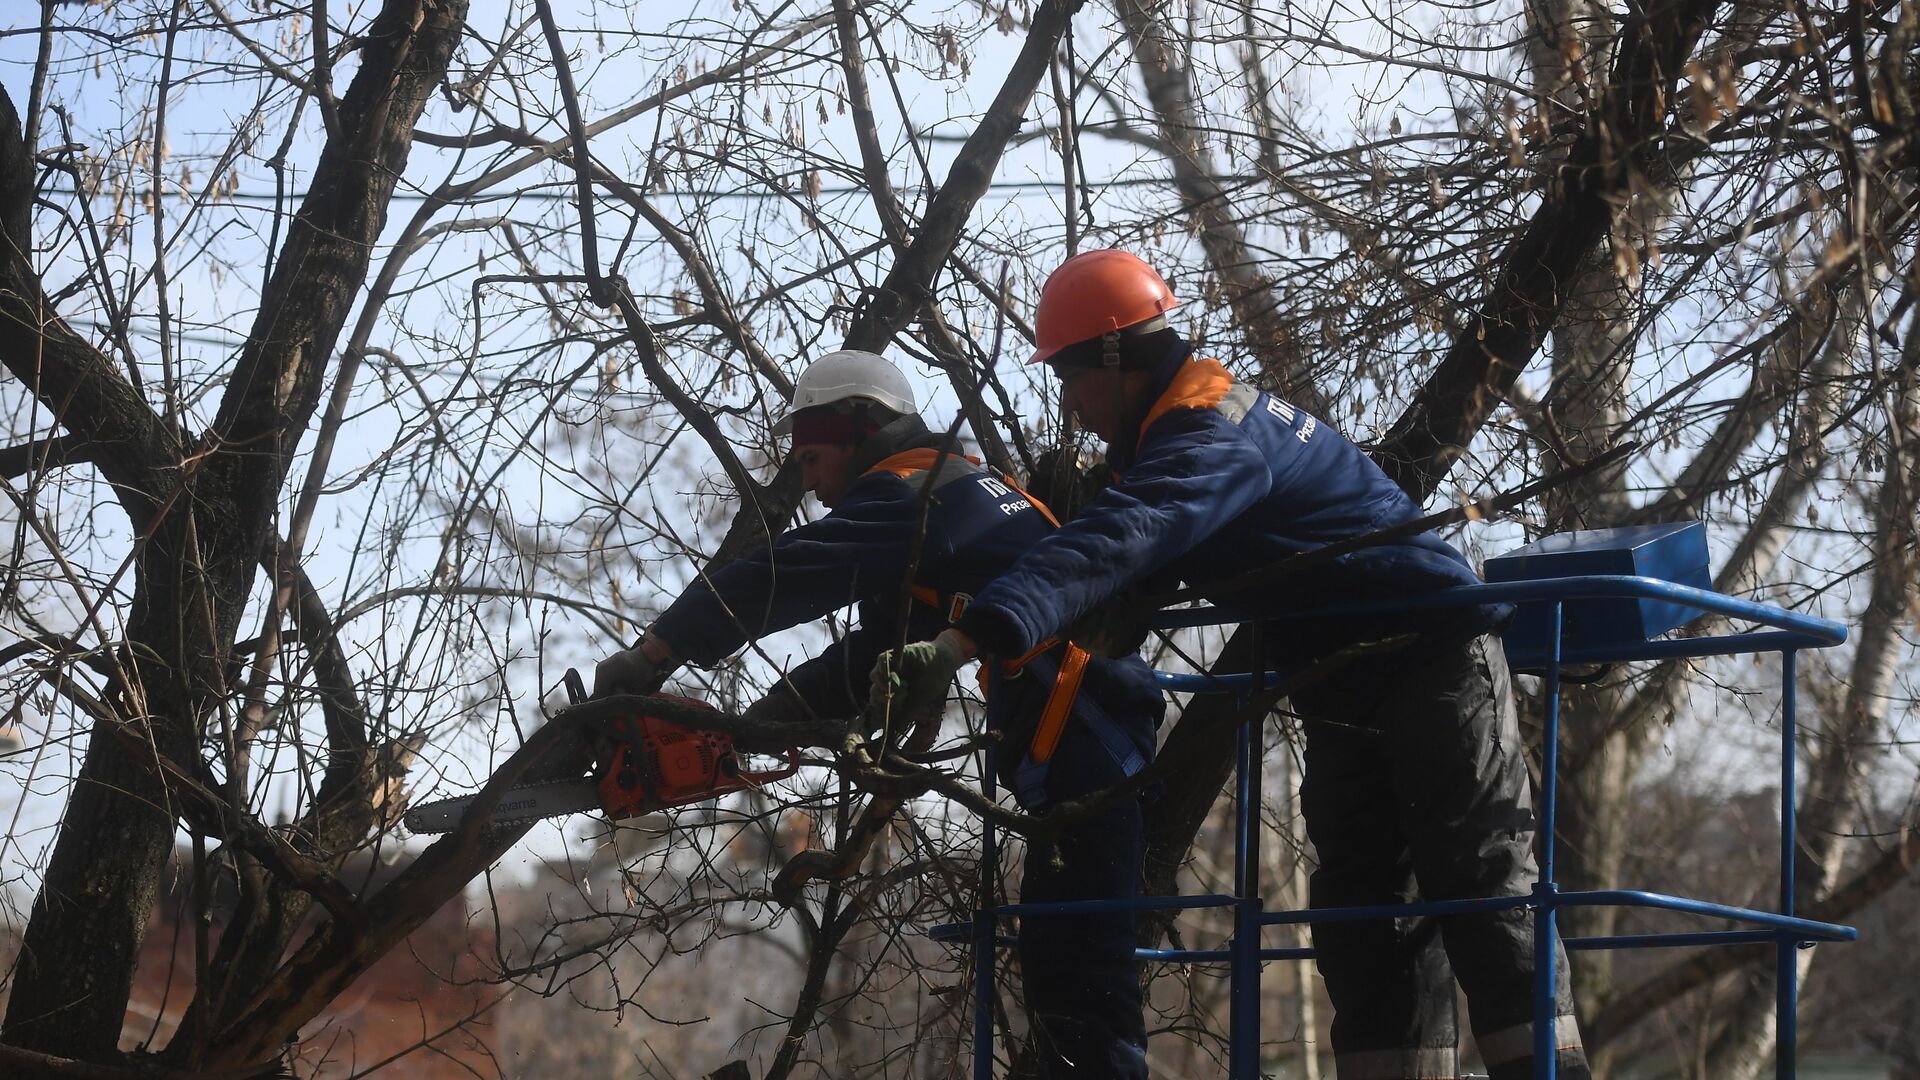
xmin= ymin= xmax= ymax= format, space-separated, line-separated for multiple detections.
xmin=0 ymin=0 xmax=469 ymax=1064
xmin=5 ymin=710 xmax=176 ymax=1060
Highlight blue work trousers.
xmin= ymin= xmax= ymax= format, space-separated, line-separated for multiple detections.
xmin=988 ymin=662 xmax=1156 ymax=1080
xmin=1013 ymin=721 xmax=1149 ymax=1079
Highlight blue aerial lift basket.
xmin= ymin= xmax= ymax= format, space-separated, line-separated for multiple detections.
xmin=1486 ymin=521 xmax=1710 ymax=668
xmin=935 ymin=522 xmax=1853 ymax=1079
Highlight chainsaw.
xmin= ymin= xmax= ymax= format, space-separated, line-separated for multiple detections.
xmin=404 ymin=670 xmax=800 ymax=834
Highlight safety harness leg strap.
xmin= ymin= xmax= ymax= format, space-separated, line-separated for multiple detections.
xmin=877 ymin=451 xmax=1130 ymax=803
xmin=1028 ymin=642 xmax=1090 ymax=764
xmin=1008 ymin=647 xmax=1147 ymax=810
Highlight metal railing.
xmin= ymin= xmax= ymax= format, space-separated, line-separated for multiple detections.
xmin=935 ymin=575 xmax=1854 ymax=1079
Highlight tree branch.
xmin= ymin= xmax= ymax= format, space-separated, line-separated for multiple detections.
xmin=843 ymin=0 xmax=1087 ymax=352
xmin=204 ymin=711 xmax=594 ymax=1066
xmin=1112 ymin=0 xmax=1327 ymax=412
xmin=1372 ymin=0 xmax=1722 ymax=501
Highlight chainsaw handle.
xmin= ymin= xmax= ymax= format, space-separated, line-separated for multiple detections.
xmin=564 ymin=668 xmax=588 ymax=705
xmin=734 ymin=747 xmax=801 ymax=785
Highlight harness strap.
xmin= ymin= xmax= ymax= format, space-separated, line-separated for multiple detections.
xmin=997 ymin=472 xmax=1061 ymax=527
xmin=873 ymin=451 xmax=1100 ymax=790
xmin=1010 ymin=649 xmax=1148 ymax=809
xmin=1027 ymin=642 xmax=1090 ymax=764
xmin=1004 ymin=636 xmax=1059 ymax=671
xmin=880 ymin=452 xmax=1063 ymax=625
xmin=909 ymin=583 xmax=975 ymax=624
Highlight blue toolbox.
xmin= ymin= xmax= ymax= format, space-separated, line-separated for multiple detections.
xmin=1486 ymin=521 xmax=1711 ymax=666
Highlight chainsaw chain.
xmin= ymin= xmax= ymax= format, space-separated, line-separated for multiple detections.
xmin=402 ymin=777 xmax=602 ymax=834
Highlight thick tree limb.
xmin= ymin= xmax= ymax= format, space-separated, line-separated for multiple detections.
xmin=706 ymin=0 xmax=1089 ymax=569
xmin=1111 ymin=0 xmax=1327 ymax=413
xmin=832 ymin=0 xmax=911 ymax=251
xmin=203 ymin=713 xmax=593 ymax=1067
xmin=0 ymin=432 xmax=90 ymax=479
xmin=208 ymin=0 xmax=461 ymax=503
xmin=1373 ymin=0 xmax=1722 ymax=501
xmin=0 ymin=87 xmax=179 ymax=527
xmin=0 ymin=0 xmax=467 ymax=1064
xmin=167 ymin=556 xmax=390 ymax=1056
xmin=842 ymin=0 xmax=1086 ymax=352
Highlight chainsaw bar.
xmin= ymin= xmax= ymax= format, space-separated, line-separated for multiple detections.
xmin=404 ymin=669 xmax=803 ymax=834
xmin=403 ymin=779 xmax=603 ymax=834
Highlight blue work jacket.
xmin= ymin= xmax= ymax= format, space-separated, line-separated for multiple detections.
xmin=957 ymin=358 xmax=1502 ymax=662
xmin=650 ymin=422 xmax=1163 ymax=780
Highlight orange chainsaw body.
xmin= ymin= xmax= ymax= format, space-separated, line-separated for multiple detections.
xmin=596 ymin=695 xmax=799 ymax=819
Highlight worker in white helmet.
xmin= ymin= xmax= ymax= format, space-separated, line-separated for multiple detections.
xmin=596 ymin=349 xmax=1164 ymax=1078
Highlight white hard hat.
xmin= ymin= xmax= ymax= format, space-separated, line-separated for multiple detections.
xmin=772 ymin=350 xmax=917 ymax=435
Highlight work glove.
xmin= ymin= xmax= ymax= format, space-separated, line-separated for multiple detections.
xmin=593 ymin=642 xmax=667 ymax=697
xmin=867 ymin=632 xmax=970 ymax=733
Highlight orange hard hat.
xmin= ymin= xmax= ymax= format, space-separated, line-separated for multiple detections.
xmin=1030 ymin=249 xmax=1180 ymax=364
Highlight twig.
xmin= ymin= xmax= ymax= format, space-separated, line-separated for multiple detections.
xmin=531 ymin=0 xmax=610 ymax=307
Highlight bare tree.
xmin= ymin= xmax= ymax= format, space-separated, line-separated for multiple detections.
xmin=2 ymin=0 xmax=1915 ymax=1077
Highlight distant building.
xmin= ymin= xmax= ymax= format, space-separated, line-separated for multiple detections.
xmin=123 ymin=847 xmax=497 ymax=1078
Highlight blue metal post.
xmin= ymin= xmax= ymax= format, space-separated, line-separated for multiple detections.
xmin=1230 ymin=712 xmax=1264 ymax=1078
xmin=1114 ymin=577 xmax=1853 ymax=1078
xmin=1777 ymin=650 xmax=1798 ymax=1080
xmin=975 ymin=742 xmax=998 ymax=1080
xmin=1532 ymin=602 xmax=1564 ymax=1079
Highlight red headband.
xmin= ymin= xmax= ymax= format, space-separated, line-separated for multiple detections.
xmin=789 ymin=408 xmax=867 ymax=448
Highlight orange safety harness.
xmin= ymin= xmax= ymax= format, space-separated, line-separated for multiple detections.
xmin=865 ymin=449 xmax=1093 ymax=766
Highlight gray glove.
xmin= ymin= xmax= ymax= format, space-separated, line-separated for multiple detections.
xmin=868 ymin=634 xmax=969 ymax=731
xmin=593 ymin=643 xmax=667 ymax=697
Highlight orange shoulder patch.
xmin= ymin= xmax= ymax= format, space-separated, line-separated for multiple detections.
xmin=864 ymin=448 xmax=967 ymax=478
xmin=1137 ymin=359 xmax=1235 ymax=452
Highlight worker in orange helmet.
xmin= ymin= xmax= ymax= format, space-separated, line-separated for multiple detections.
xmin=876 ymin=250 xmax=1593 ymax=1079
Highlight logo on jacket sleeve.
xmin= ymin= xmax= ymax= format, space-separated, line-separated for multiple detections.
xmin=1265 ymin=395 xmax=1316 ymax=442
xmin=977 ymin=475 xmax=1033 ymax=515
